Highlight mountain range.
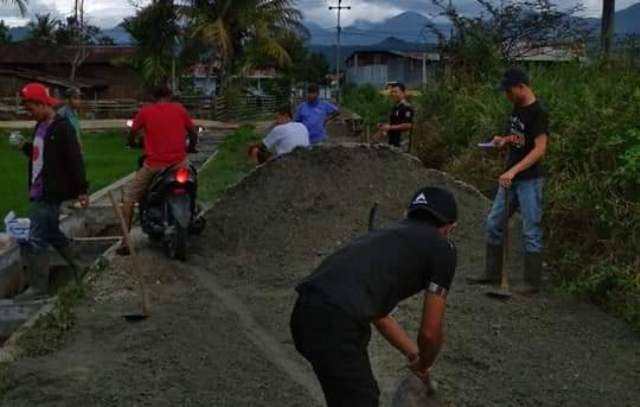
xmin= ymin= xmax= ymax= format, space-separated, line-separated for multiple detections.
xmin=5 ymin=4 xmax=639 ymax=46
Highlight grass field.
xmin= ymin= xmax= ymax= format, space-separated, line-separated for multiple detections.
xmin=198 ymin=126 xmax=261 ymax=203
xmin=0 ymin=129 xmax=139 ymax=217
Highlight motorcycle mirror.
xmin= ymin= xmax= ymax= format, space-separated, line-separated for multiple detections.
xmin=126 ymin=120 xmax=133 ymax=128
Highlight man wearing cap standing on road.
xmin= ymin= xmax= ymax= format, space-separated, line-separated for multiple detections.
xmin=290 ymin=187 xmax=458 ymax=407
xmin=467 ymin=67 xmax=549 ymax=294
xmin=294 ymin=84 xmax=339 ymax=145
xmin=12 ymin=83 xmax=89 ymax=301
xmin=378 ymin=82 xmax=414 ymax=149
xmin=57 ymin=87 xmax=83 ymax=149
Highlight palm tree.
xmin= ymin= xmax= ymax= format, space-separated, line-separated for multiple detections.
xmin=27 ymin=13 xmax=59 ymax=45
xmin=1 ymin=0 xmax=28 ymax=16
xmin=187 ymin=0 xmax=307 ymax=83
xmin=123 ymin=0 xmax=179 ymax=86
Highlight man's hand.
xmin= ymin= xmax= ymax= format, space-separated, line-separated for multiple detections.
xmin=78 ymin=194 xmax=90 ymax=208
xmin=247 ymin=143 xmax=260 ymax=157
xmin=407 ymin=357 xmax=431 ymax=382
xmin=492 ymin=136 xmax=508 ymax=149
xmin=378 ymin=123 xmax=391 ymax=132
xmin=499 ymin=168 xmax=518 ymax=188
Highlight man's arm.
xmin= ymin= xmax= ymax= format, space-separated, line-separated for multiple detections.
xmin=183 ymin=109 xmax=198 ymax=153
xmin=499 ymin=134 xmax=547 ymax=187
xmin=59 ymin=121 xmax=89 ymax=207
xmin=372 ymin=315 xmax=419 ymax=360
xmin=128 ymin=110 xmax=144 ymax=146
xmin=324 ymin=103 xmax=340 ymax=125
xmin=415 ymin=293 xmax=446 ymax=370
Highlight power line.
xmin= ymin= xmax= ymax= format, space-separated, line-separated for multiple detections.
xmin=328 ymin=0 xmax=350 ymax=104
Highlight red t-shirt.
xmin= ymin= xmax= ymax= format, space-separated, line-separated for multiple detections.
xmin=132 ymin=102 xmax=195 ymax=167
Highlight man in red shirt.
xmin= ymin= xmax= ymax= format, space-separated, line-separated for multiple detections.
xmin=117 ymin=85 xmax=196 ymax=255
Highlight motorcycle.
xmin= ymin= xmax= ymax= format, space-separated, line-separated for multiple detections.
xmin=126 ymin=121 xmax=206 ymax=261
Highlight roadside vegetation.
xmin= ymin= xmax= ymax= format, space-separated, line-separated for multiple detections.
xmin=0 ymin=130 xmax=138 ymax=217
xmin=198 ymin=126 xmax=261 ymax=203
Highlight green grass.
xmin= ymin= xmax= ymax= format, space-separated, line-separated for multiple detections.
xmin=198 ymin=126 xmax=261 ymax=203
xmin=16 ymin=284 xmax=85 ymax=357
xmin=0 ymin=129 xmax=139 ymax=217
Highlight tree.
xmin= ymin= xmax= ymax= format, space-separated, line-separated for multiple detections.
xmin=601 ymin=0 xmax=615 ymax=59
xmin=1 ymin=0 xmax=27 ymax=16
xmin=0 ymin=20 xmax=11 ymax=44
xmin=426 ymin=0 xmax=590 ymax=80
xmin=53 ymin=13 xmax=102 ymax=82
xmin=123 ymin=0 xmax=179 ymax=86
xmin=186 ymin=0 xmax=307 ymax=86
xmin=27 ymin=14 xmax=59 ymax=45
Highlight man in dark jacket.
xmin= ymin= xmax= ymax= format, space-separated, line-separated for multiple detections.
xmin=14 ymin=83 xmax=89 ymax=301
xmin=291 ymin=187 xmax=458 ymax=407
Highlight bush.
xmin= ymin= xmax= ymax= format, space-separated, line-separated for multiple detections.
xmin=342 ymin=84 xmax=392 ymax=128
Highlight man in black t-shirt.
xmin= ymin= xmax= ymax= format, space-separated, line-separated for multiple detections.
xmin=290 ymin=187 xmax=458 ymax=407
xmin=378 ymin=82 xmax=414 ymax=149
xmin=468 ymin=68 xmax=549 ymax=294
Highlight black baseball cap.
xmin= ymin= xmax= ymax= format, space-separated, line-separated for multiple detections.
xmin=498 ymin=67 xmax=529 ymax=91
xmin=407 ymin=186 xmax=458 ymax=225
xmin=65 ymin=87 xmax=82 ymax=98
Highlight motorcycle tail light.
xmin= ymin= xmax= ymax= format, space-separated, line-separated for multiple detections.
xmin=176 ymin=167 xmax=189 ymax=184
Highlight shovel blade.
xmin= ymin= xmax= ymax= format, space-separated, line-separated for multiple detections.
xmin=391 ymin=375 xmax=442 ymax=407
xmin=122 ymin=314 xmax=148 ymax=323
xmin=485 ymin=288 xmax=512 ymax=300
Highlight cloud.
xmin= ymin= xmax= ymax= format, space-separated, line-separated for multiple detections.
xmin=1 ymin=0 xmax=639 ymax=28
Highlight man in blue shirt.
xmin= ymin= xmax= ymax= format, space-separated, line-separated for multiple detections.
xmin=294 ymin=84 xmax=339 ymax=144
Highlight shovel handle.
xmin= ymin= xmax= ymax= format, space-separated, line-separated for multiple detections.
xmin=108 ymin=191 xmax=150 ymax=316
xmin=501 ymin=187 xmax=510 ymax=291
xmin=368 ymin=202 xmax=378 ymax=232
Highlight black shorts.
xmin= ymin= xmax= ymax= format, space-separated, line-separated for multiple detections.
xmin=290 ymin=291 xmax=379 ymax=407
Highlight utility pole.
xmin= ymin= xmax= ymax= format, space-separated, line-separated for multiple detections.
xmin=329 ymin=0 xmax=350 ymax=104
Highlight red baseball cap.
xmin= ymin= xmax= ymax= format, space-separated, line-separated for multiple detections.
xmin=20 ymin=83 xmax=59 ymax=106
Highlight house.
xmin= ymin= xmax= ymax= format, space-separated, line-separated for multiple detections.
xmin=345 ymin=49 xmax=442 ymax=89
xmin=509 ymin=43 xmax=587 ymax=63
xmin=0 ymin=43 xmax=141 ymax=99
xmin=187 ymin=62 xmax=218 ymax=96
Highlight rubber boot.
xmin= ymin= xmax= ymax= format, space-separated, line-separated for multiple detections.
xmin=467 ymin=244 xmax=503 ymax=285
xmin=515 ymin=252 xmax=543 ymax=295
xmin=14 ymin=254 xmax=50 ymax=301
xmin=56 ymin=244 xmax=84 ymax=283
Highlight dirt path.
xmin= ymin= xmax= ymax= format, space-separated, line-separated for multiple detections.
xmin=1 ymin=145 xmax=639 ymax=406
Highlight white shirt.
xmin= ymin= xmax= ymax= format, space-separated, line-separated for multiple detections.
xmin=262 ymin=122 xmax=310 ymax=156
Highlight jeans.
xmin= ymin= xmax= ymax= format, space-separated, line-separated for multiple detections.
xmin=486 ymin=177 xmax=544 ymax=253
xmin=25 ymin=200 xmax=70 ymax=256
xmin=290 ymin=292 xmax=379 ymax=407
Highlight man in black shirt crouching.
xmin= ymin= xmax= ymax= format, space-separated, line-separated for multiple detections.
xmin=290 ymin=187 xmax=458 ymax=407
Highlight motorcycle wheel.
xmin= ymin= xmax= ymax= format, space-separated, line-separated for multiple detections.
xmin=165 ymin=225 xmax=188 ymax=261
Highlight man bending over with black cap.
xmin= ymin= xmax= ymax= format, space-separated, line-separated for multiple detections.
xmin=290 ymin=187 xmax=457 ymax=407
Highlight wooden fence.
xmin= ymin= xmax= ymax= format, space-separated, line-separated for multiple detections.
xmin=0 ymin=95 xmax=281 ymax=122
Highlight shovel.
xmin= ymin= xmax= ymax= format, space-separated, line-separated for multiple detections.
xmin=108 ymin=191 xmax=150 ymax=322
xmin=391 ymin=374 xmax=441 ymax=407
xmin=368 ymin=202 xmax=378 ymax=231
xmin=486 ymin=186 xmax=512 ymax=300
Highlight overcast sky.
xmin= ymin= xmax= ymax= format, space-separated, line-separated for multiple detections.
xmin=1 ymin=0 xmax=639 ymax=28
